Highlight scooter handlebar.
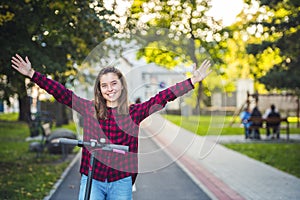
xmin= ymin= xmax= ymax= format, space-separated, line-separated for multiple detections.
xmin=58 ymin=138 xmax=129 ymax=153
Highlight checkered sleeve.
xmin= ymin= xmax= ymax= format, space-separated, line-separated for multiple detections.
xmin=31 ymin=71 xmax=91 ymax=115
xmin=136 ymin=78 xmax=194 ymax=122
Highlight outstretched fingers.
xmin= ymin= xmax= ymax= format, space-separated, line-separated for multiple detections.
xmin=198 ymin=59 xmax=212 ymax=78
xmin=11 ymin=54 xmax=22 ymax=68
xmin=11 ymin=59 xmax=20 ymax=71
xmin=25 ymin=56 xmax=30 ymax=64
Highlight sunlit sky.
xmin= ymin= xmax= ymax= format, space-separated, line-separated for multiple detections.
xmin=210 ymin=0 xmax=244 ymax=26
xmin=105 ymin=0 xmax=244 ymax=27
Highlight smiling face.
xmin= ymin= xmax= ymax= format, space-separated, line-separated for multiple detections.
xmin=99 ymin=72 xmax=123 ymax=107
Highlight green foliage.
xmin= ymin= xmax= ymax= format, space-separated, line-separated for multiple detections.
xmin=128 ymin=0 xmax=224 ymax=112
xmin=246 ymin=0 xmax=300 ymax=93
xmin=0 ymin=0 xmax=117 ymax=105
xmin=219 ymin=11 xmax=284 ymax=93
xmin=129 ymin=0 xmax=220 ymax=67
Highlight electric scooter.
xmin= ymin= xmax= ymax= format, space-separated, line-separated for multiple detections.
xmin=59 ymin=138 xmax=129 ymax=200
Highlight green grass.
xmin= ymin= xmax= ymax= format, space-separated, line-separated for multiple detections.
xmin=223 ymin=143 xmax=300 ymax=178
xmin=0 ymin=114 xmax=76 ymax=200
xmin=163 ymin=114 xmax=247 ymax=135
xmin=163 ymin=114 xmax=300 ymax=178
xmin=0 ymin=112 xmax=18 ymax=121
xmin=162 ymin=114 xmax=300 ymax=136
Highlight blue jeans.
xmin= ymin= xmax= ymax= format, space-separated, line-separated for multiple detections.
xmin=78 ymin=175 xmax=132 ymax=200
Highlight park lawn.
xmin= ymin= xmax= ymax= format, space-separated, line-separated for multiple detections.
xmin=163 ymin=114 xmax=245 ymax=135
xmin=162 ymin=114 xmax=300 ymax=136
xmin=0 ymin=115 xmax=76 ymax=200
xmin=0 ymin=112 xmax=19 ymax=121
xmin=224 ymin=143 xmax=300 ymax=178
xmin=163 ymin=114 xmax=300 ymax=178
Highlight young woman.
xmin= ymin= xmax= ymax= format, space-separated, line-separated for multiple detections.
xmin=11 ymin=54 xmax=211 ymax=200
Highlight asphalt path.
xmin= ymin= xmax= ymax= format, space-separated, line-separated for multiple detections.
xmin=48 ymin=155 xmax=81 ymax=200
xmin=132 ymin=130 xmax=210 ymax=200
xmin=48 ymin=130 xmax=210 ymax=200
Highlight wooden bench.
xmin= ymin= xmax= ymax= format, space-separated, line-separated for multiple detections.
xmin=29 ymin=122 xmax=76 ymax=159
xmin=249 ymin=117 xmax=289 ymax=140
xmin=28 ymin=122 xmax=52 ymax=157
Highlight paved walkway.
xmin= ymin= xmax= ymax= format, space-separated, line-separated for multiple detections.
xmin=144 ymin=114 xmax=300 ymax=200
xmin=45 ymin=114 xmax=300 ymax=200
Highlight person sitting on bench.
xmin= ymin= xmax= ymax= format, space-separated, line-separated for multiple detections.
xmin=266 ymin=104 xmax=281 ymax=139
xmin=250 ymin=106 xmax=262 ymax=139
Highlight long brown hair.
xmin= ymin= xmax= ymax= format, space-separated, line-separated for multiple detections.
xmin=94 ymin=66 xmax=129 ymax=120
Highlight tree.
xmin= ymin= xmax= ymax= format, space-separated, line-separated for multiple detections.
xmin=125 ymin=0 xmax=223 ymax=114
xmin=246 ymin=0 xmax=300 ymax=94
xmin=0 ymin=0 xmax=117 ymax=122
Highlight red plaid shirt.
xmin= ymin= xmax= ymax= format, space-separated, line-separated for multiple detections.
xmin=31 ymin=72 xmax=194 ymax=183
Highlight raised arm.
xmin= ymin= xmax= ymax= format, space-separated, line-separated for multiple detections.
xmin=11 ymin=54 xmax=92 ymax=115
xmin=11 ymin=54 xmax=74 ymax=107
xmin=134 ymin=59 xmax=212 ymax=123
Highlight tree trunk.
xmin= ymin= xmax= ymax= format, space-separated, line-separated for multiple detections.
xmin=194 ymin=82 xmax=203 ymax=115
xmin=54 ymin=102 xmax=69 ymax=127
xmin=61 ymin=103 xmax=69 ymax=125
xmin=18 ymin=95 xmax=31 ymax=122
xmin=189 ymin=35 xmax=202 ymax=115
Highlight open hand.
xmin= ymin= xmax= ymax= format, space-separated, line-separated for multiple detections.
xmin=11 ymin=54 xmax=35 ymax=78
xmin=190 ymin=59 xmax=212 ymax=85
